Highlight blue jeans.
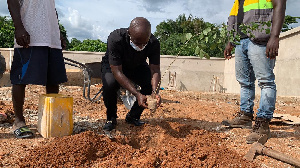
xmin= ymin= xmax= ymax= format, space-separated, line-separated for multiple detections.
xmin=235 ymin=38 xmax=276 ymax=119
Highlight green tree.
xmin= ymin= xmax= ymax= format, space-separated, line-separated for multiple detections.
xmin=68 ymin=39 xmax=107 ymax=52
xmin=282 ymin=15 xmax=300 ymax=32
xmin=0 ymin=16 xmax=15 ymax=48
xmin=68 ymin=38 xmax=82 ymax=50
xmin=155 ymin=14 xmax=300 ymax=58
xmin=154 ymin=14 xmax=227 ymax=58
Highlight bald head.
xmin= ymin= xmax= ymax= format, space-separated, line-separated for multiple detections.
xmin=128 ymin=17 xmax=151 ymax=48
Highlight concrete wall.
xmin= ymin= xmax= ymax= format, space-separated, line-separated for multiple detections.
xmin=275 ymin=27 xmax=300 ymax=97
xmin=63 ymin=52 xmax=225 ymax=92
xmin=160 ymin=56 xmax=224 ymax=92
xmin=0 ymin=49 xmax=225 ymax=92
xmin=223 ymin=57 xmax=239 ymax=94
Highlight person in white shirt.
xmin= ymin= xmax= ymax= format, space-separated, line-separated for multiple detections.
xmin=7 ymin=0 xmax=68 ymax=139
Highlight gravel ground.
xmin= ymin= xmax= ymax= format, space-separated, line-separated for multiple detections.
xmin=0 ymin=85 xmax=299 ymax=167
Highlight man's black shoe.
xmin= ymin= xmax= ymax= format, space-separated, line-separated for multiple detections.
xmin=125 ymin=114 xmax=145 ymax=126
xmin=103 ymin=118 xmax=117 ymax=131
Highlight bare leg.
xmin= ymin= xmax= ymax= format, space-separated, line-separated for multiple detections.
xmin=46 ymin=84 xmax=59 ymax=94
xmin=12 ymin=84 xmax=26 ymax=129
xmin=12 ymin=84 xmax=59 ymax=130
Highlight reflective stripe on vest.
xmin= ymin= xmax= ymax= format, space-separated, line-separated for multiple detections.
xmin=244 ymin=0 xmax=273 ymax=12
xmin=229 ymin=0 xmax=273 ymax=16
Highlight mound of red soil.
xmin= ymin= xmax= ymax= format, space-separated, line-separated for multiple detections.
xmin=18 ymin=130 xmax=255 ymax=167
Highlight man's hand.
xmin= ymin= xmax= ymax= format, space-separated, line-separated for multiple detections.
xmin=266 ymin=35 xmax=279 ymax=59
xmin=15 ymin=27 xmax=30 ymax=48
xmin=7 ymin=0 xmax=30 ymax=48
xmin=266 ymin=0 xmax=286 ymax=59
xmin=152 ymin=93 xmax=161 ymax=107
xmin=136 ymin=92 xmax=147 ymax=108
xmin=224 ymin=42 xmax=234 ymax=60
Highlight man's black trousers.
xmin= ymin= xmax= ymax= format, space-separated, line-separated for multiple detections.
xmin=101 ymin=63 xmax=152 ymax=120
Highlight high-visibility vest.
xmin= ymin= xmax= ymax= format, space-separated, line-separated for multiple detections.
xmin=228 ymin=0 xmax=274 ymax=44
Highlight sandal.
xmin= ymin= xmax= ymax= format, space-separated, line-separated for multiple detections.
xmin=14 ymin=126 xmax=34 ymax=139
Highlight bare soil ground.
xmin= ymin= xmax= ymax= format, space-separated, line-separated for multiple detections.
xmin=0 ymin=85 xmax=299 ymax=167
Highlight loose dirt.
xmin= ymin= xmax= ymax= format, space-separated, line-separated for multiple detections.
xmin=0 ymin=85 xmax=299 ymax=167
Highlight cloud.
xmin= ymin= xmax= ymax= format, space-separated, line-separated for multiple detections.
xmin=140 ymin=0 xmax=176 ymax=12
xmin=181 ymin=0 xmax=233 ymax=24
xmin=56 ymin=0 xmax=142 ymax=41
xmin=0 ymin=0 xmax=9 ymax=16
xmin=286 ymin=0 xmax=300 ymax=28
xmin=62 ymin=9 xmax=92 ymax=39
xmin=58 ymin=7 xmax=110 ymax=41
xmin=137 ymin=0 xmax=233 ymax=25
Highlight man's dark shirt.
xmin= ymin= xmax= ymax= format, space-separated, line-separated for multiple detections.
xmin=237 ymin=0 xmax=248 ymax=39
xmin=102 ymin=28 xmax=160 ymax=70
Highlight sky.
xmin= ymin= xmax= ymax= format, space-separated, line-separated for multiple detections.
xmin=1 ymin=0 xmax=299 ymax=42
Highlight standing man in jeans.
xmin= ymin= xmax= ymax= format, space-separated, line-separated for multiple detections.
xmin=7 ymin=0 xmax=67 ymax=138
xmin=222 ymin=0 xmax=286 ymax=144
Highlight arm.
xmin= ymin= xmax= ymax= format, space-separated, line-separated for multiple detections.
xmin=266 ymin=0 xmax=287 ymax=59
xmin=111 ymin=65 xmax=147 ymax=108
xmin=150 ymin=64 xmax=161 ymax=106
xmin=150 ymin=64 xmax=161 ymax=93
xmin=224 ymin=42 xmax=234 ymax=60
xmin=7 ymin=0 xmax=30 ymax=48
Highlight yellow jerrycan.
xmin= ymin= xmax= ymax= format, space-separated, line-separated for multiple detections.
xmin=37 ymin=94 xmax=73 ymax=138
